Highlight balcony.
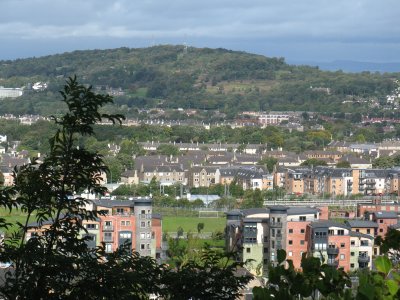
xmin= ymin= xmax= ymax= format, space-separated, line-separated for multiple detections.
xmin=140 ymin=214 xmax=152 ymax=219
xmin=103 ymin=235 xmax=113 ymax=242
xmin=103 ymin=225 xmax=114 ymax=231
xmin=327 ymin=260 xmax=339 ymax=268
xmin=327 ymin=247 xmax=339 ymax=255
xmin=358 ymin=255 xmax=370 ymax=263
xmin=270 ymin=222 xmax=282 ymax=228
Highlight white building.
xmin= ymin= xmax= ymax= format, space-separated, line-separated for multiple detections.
xmin=0 ymin=87 xmax=23 ymax=98
xmin=258 ymin=114 xmax=289 ymax=125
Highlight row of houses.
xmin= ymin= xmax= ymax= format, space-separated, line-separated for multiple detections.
xmin=226 ymin=204 xmax=400 ymax=276
xmin=281 ymin=166 xmax=400 ymax=196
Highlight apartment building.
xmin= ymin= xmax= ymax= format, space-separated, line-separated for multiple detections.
xmin=226 ymin=205 xmax=392 ymax=275
xmin=235 ymin=168 xmax=273 ymax=191
xmin=284 ymin=168 xmax=308 ymax=194
xmin=27 ymin=198 xmax=164 ymax=260
xmin=358 ymin=202 xmax=400 ymax=218
xmin=225 ymin=206 xmax=321 ymax=275
xmin=307 ymin=221 xmax=374 ymax=272
xmin=282 ymin=166 xmax=400 ymax=197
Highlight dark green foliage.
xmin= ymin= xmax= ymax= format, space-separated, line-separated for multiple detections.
xmin=375 ymin=228 xmax=400 ymax=265
xmin=253 ymin=250 xmax=352 ymax=300
xmin=254 ymin=250 xmax=400 ymax=300
xmin=337 ymin=161 xmax=351 ymax=168
xmin=197 ymin=222 xmax=205 ymax=233
xmin=156 ymin=144 xmax=179 ymax=156
xmin=301 ymin=158 xmax=328 ymax=167
xmin=160 ymin=249 xmax=252 ymax=300
xmin=357 ymin=256 xmax=400 ymax=300
xmin=258 ymin=157 xmax=278 ymax=173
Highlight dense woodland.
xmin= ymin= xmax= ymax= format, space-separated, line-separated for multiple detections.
xmin=0 ymin=45 xmax=399 ymax=117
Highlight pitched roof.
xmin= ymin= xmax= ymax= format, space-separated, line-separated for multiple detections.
xmin=345 ymin=220 xmax=379 ymax=228
xmin=373 ymin=211 xmax=399 ymax=219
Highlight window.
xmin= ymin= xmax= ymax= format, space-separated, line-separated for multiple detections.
xmin=141 ymin=210 xmax=146 ymax=214
xmin=337 ymin=230 xmax=344 ymax=236
xmin=140 ymin=233 xmax=145 ymax=239
xmin=147 ymin=244 xmax=150 ymax=249
xmin=288 ymin=251 xmax=293 ymax=257
xmin=340 ymin=243 xmax=345 ymax=248
xmin=272 ymin=241 xmax=275 ymax=249
xmin=103 ymin=232 xmax=112 ymax=241
xmin=300 ymin=229 xmax=305 ymax=234
xmin=299 ymin=216 xmax=306 ymax=221
xmin=288 ymin=229 xmax=293 ymax=234
xmin=380 ymin=229 xmax=383 ymax=233
xmin=340 ymin=254 xmax=345 ymax=260
xmin=116 ymin=208 xmax=124 ymax=214
xmin=300 ymin=240 xmax=305 ymax=245
xmin=140 ymin=244 xmax=145 ymax=250
xmin=351 ymin=252 xmax=355 ymax=256
xmin=119 ymin=232 xmax=131 ymax=239
xmin=105 ymin=243 xmax=112 ymax=253
xmin=271 ymin=229 xmax=275 ymax=237
xmin=246 ymin=248 xmax=251 ymax=253
xmin=328 ymin=230 xmax=334 ymax=235
xmin=367 ymin=229 xmax=371 ymax=234
xmin=351 ymin=241 xmax=355 ymax=246
xmin=140 ymin=221 xmax=146 ymax=228
xmin=361 ymin=240 xmax=369 ymax=246
xmin=147 ymin=232 xmax=151 ymax=239
xmin=288 ymin=240 xmax=293 ymax=245
xmin=147 ymin=221 xmax=151 ymax=227
xmin=351 ymin=263 xmax=355 ymax=268
xmin=379 ymin=220 xmax=383 ymax=223
xmin=264 ymin=236 xmax=268 ymax=243
xmin=121 ymin=220 xmax=131 ymax=226
xmin=105 ymin=221 xmax=112 ymax=226
xmin=264 ymin=247 xmax=268 ymax=253
xmin=356 ymin=229 xmax=359 ymax=232
xmin=86 ymin=224 xmax=97 ymax=229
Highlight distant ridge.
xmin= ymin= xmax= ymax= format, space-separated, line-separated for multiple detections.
xmin=289 ymin=60 xmax=400 ymax=73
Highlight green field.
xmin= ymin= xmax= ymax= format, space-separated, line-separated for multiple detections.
xmin=0 ymin=207 xmax=32 ymax=233
xmin=0 ymin=208 xmax=227 ymax=236
xmin=162 ymin=216 xmax=226 ymax=233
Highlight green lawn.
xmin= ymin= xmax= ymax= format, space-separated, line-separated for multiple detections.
xmin=162 ymin=216 xmax=226 ymax=233
xmin=0 ymin=207 xmax=32 ymax=233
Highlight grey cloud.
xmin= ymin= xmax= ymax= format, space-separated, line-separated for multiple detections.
xmin=1 ymin=0 xmax=400 ymax=61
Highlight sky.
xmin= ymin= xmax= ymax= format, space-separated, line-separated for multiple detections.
xmin=1 ymin=0 xmax=400 ymax=64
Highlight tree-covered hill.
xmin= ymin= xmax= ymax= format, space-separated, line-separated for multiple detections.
xmin=0 ymin=45 xmax=398 ymax=116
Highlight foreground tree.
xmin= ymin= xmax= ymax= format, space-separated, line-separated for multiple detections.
xmin=253 ymin=250 xmax=400 ymax=300
xmin=0 ymin=77 xmax=251 ymax=299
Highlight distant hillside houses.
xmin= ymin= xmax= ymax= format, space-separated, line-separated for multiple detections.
xmin=139 ymin=141 xmax=266 ymax=154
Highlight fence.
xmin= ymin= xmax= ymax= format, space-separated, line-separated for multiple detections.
xmin=263 ymin=198 xmax=397 ymax=207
